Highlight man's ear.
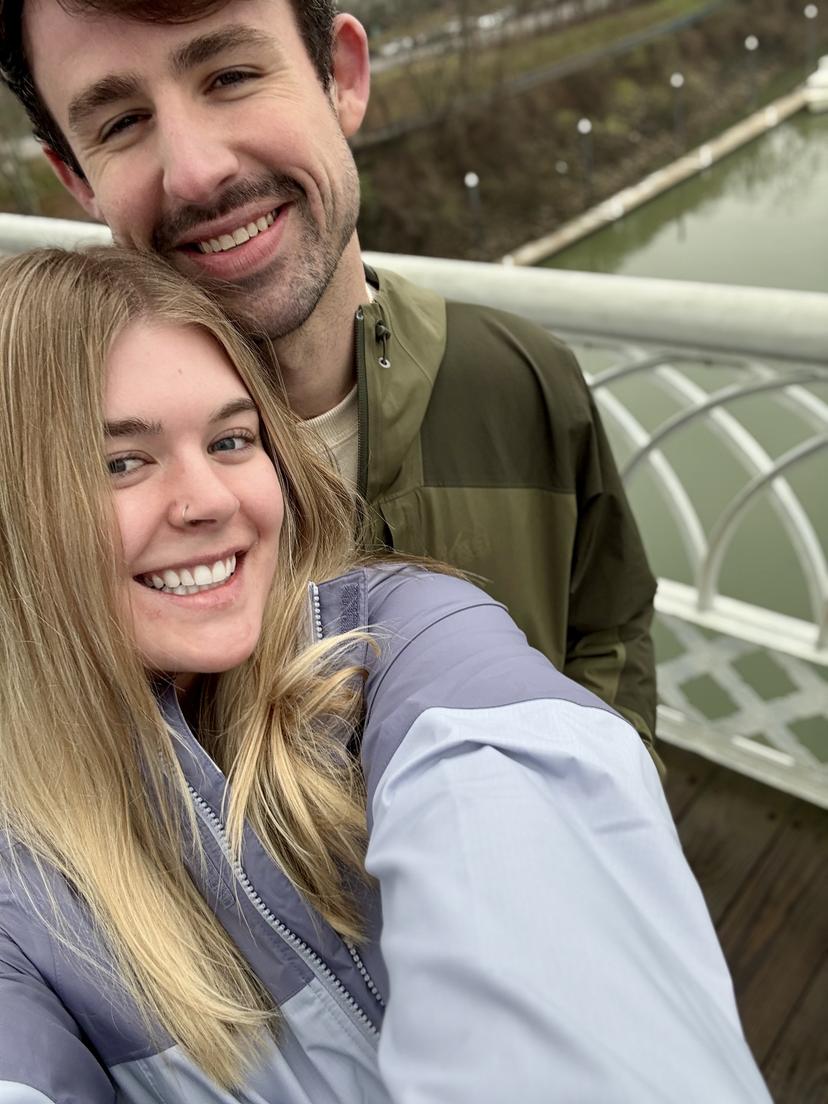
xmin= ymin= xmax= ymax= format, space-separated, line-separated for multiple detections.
xmin=330 ymin=14 xmax=370 ymax=139
xmin=42 ymin=146 xmax=102 ymax=221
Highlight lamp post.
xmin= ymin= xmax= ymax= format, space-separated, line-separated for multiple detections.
xmin=804 ymin=4 xmax=819 ymax=69
xmin=670 ymin=71 xmax=685 ymax=149
xmin=744 ymin=34 xmax=759 ymax=110
xmin=463 ymin=171 xmax=482 ymax=252
xmin=577 ymin=117 xmax=593 ymax=206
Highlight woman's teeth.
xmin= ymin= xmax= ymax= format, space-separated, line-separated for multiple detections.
xmin=142 ymin=555 xmax=237 ymax=596
xmin=197 ymin=211 xmax=276 ymax=254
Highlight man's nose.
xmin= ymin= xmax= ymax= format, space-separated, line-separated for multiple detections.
xmin=158 ymin=110 xmax=241 ymax=207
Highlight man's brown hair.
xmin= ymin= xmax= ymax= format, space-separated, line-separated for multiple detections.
xmin=0 ymin=0 xmax=337 ymax=176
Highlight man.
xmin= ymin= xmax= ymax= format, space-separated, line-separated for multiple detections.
xmin=0 ymin=0 xmax=659 ymax=758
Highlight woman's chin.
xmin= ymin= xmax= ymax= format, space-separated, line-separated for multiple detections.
xmin=141 ymin=635 xmax=261 ymax=684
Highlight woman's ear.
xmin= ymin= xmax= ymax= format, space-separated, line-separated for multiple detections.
xmin=42 ymin=147 xmax=102 ymax=221
xmin=329 ymin=14 xmax=371 ymax=140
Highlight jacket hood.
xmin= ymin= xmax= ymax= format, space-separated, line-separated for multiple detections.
xmin=360 ymin=268 xmax=447 ymax=502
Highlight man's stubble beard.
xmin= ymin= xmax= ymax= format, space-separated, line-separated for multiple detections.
xmin=224 ymin=172 xmax=359 ymax=341
xmin=162 ymin=152 xmax=362 ymax=342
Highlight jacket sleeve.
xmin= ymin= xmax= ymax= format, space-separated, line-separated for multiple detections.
xmin=362 ymin=575 xmax=769 ymax=1104
xmin=0 ymin=927 xmax=115 ymax=1104
xmin=414 ymin=301 xmax=659 ymax=764
xmin=565 ymin=384 xmax=659 ymax=766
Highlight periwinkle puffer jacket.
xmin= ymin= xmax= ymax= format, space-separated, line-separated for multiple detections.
xmin=0 ymin=568 xmax=770 ymax=1103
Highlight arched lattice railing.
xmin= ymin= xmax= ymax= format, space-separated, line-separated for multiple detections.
xmin=586 ymin=351 xmax=828 ymax=651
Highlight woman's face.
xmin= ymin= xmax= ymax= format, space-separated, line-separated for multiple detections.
xmin=104 ymin=320 xmax=284 ymax=686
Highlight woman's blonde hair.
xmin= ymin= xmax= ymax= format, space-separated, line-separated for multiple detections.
xmin=0 ymin=246 xmax=368 ymax=1086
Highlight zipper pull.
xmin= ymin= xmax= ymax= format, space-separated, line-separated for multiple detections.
xmin=375 ymin=320 xmax=391 ymax=369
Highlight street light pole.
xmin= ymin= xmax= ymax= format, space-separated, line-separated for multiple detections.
xmin=744 ymin=34 xmax=759 ymax=110
xmin=577 ymin=117 xmax=593 ymax=207
xmin=463 ymin=171 xmax=482 ymax=252
xmin=670 ymin=71 xmax=686 ymax=150
xmin=804 ymin=4 xmax=819 ymax=69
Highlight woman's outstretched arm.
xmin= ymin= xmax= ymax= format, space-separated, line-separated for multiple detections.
xmin=361 ymin=570 xmax=771 ymax=1104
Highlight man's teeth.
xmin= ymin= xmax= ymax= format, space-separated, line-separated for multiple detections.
xmin=143 ymin=555 xmax=237 ymax=595
xmin=197 ymin=212 xmax=276 ymax=254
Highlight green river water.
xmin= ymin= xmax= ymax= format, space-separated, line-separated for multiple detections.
xmin=543 ymin=110 xmax=828 ymax=291
xmin=540 ymin=108 xmax=827 ymax=660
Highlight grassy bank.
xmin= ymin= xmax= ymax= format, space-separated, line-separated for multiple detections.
xmin=365 ymin=0 xmax=716 ymax=131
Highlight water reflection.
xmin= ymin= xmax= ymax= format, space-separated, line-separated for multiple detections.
xmin=544 ymin=112 xmax=828 ymax=292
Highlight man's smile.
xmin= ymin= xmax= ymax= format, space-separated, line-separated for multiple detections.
xmin=193 ymin=210 xmax=277 ymax=254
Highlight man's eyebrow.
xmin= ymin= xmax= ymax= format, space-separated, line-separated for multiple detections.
xmin=210 ymin=398 xmax=259 ymax=423
xmin=104 ymin=416 xmax=162 ymax=439
xmin=66 ymin=27 xmax=274 ymax=135
xmin=68 ymin=73 xmax=142 ymax=134
xmin=170 ymin=26 xmax=275 ymax=76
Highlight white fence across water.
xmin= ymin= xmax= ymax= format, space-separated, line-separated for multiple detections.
xmin=2 ymin=215 xmax=826 ymax=806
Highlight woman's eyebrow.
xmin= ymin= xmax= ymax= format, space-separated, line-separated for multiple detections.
xmin=210 ymin=398 xmax=258 ymax=423
xmin=103 ymin=400 xmax=256 ymax=438
xmin=104 ymin=416 xmax=161 ymax=439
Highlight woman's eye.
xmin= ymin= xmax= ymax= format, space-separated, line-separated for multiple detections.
xmin=107 ymin=455 xmax=144 ymax=477
xmin=210 ymin=432 xmax=254 ymax=454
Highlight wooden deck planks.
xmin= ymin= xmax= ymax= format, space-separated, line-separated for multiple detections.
xmin=661 ymin=742 xmax=720 ymax=822
xmin=716 ymin=799 xmax=828 ymax=1068
xmin=660 ymin=743 xmax=828 ymax=1103
xmin=762 ymin=952 xmax=828 ymax=1104
xmin=671 ymin=766 xmax=797 ymax=925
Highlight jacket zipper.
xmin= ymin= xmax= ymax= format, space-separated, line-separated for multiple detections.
xmin=186 ymin=782 xmax=380 ymax=1038
xmin=306 ymin=580 xmax=386 ymax=1014
xmin=355 ymin=306 xmax=370 ymax=498
xmin=345 ymin=941 xmax=386 ymax=1009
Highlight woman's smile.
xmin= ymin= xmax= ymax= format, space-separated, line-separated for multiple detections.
xmin=137 ymin=551 xmax=239 ymax=595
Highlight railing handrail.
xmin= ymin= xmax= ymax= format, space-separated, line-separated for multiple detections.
xmin=1 ymin=213 xmax=828 ymax=368
xmin=1 ymin=216 xmax=827 ymax=366
xmin=364 ymin=252 xmax=828 ymax=368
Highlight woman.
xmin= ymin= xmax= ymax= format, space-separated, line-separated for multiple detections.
xmin=0 ymin=247 xmax=769 ymax=1103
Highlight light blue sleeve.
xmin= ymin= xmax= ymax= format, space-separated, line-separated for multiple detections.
xmin=0 ymin=1086 xmax=57 ymax=1104
xmin=0 ymin=930 xmax=115 ymax=1104
xmin=366 ymin=695 xmax=772 ymax=1103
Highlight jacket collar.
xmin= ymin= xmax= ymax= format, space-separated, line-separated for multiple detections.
xmin=358 ymin=267 xmax=447 ymax=502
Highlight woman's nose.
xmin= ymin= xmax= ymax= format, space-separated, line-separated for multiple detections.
xmin=168 ymin=465 xmax=240 ymax=530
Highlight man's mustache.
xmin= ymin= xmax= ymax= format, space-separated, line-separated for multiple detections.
xmin=152 ymin=174 xmax=305 ymax=252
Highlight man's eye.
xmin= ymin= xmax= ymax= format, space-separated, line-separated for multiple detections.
xmin=107 ymin=455 xmax=144 ymax=477
xmin=211 ymin=69 xmax=256 ymax=90
xmin=101 ymin=113 xmax=145 ymax=142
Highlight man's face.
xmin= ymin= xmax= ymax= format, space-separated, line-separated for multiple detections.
xmin=24 ymin=0 xmax=370 ymax=337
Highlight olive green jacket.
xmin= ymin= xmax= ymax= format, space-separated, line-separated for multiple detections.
xmin=356 ymin=268 xmax=658 ymax=761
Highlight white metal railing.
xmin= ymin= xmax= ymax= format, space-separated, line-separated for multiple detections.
xmin=1 ymin=217 xmax=826 ymax=804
